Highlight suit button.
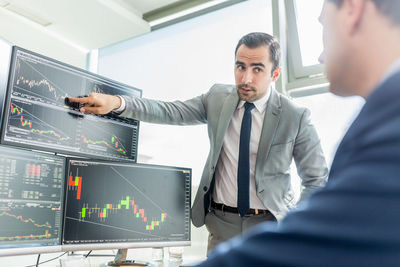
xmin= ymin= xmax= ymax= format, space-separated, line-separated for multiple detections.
xmin=203 ymin=186 xmax=208 ymax=192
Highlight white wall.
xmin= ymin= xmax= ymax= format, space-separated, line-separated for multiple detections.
xmin=0 ymin=8 xmax=87 ymax=69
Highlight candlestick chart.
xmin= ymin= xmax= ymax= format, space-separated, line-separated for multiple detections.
xmin=77 ymin=115 xmax=137 ymax=160
xmin=5 ymin=99 xmax=75 ymax=148
xmin=63 ymin=160 xmax=191 ymax=244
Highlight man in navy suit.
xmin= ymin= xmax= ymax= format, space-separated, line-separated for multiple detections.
xmin=196 ymin=0 xmax=400 ymax=266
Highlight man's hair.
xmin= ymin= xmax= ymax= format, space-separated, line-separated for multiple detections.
xmin=328 ymin=0 xmax=400 ymax=25
xmin=234 ymin=32 xmax=280 ymax=75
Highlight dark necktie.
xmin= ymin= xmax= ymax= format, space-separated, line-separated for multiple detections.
xmin=237 ymin=102 xmax=255 ymax=217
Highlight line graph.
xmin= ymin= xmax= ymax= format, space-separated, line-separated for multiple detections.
xmin=0 ymin=230 xmax=51 ymax=241
xmin=81 ymin=135 xmax=127 ymax=155
xmin=78 ymin=116 xmax=134 ymax=158
xmin=4 ymin=48 xmax=140 ymax=161
xmin=16 ymin=75 xmax=61 ymax=101
xmin=6 ymin=101 xmax=73 ymax=144
xmin=0 ymin=202 xmax=62 ymax=244
xmin=64 ymin=216 xmax=163 ymax=238
xmin=11 ymin=56 xmax=82 ymax=106
xmin=0 ymin=146 xmax=64 ymax=247
xmin=0 ymin=211 xmax=52 ymax=229
xmin=5 ymin=100 xmax=137 ymax=159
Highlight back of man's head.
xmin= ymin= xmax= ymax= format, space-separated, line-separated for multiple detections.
xmin=328 ymin=0 xmax=400 ymax=25
xmin=321 ymin=0 xmax=400 ymax=98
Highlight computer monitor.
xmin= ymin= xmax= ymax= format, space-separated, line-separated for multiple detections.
xmin=62 ymin=159 xmax=191 ymax=251
xmin=1 ymin=46 xmax=141 ymax=161
xmin=0 ymin=145 xmax=65 ymax=256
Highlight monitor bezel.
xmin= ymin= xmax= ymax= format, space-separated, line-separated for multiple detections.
xmin=62 ymin=158 xmax=192 ymax=251
xmin=0 ymin=38 xmax=13 ymax=127
xmin=0 ymin=145 xmax=66 ymax=257
xmin=61 ymin=240 xmax=190 ymax=252
xmin=0 ymin=46 xmax=142 ymax=162
xmin=0 ymin=245 xmax=62 ymax=257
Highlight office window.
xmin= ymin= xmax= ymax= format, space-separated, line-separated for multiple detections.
xmin=286 ymin=0 xmax=324 ymax=81
xmin=295 ymin=0 xmax=324 ymax=66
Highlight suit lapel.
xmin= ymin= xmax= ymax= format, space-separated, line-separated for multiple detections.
xmin=255 ymin=89 xmax=282 ymax=177
xmin=213 ymin=90 xmax=239 ymax=167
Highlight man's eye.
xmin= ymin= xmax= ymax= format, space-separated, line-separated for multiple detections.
xmin=255 ymin=67 xmax=263 ymax=73
xmin=237 ymin=65 xmax=245 ymax=70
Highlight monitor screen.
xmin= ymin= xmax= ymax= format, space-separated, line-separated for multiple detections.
xmin=62 ymin=159 xmax=191 ymax=250
xmin=1 ymin=46 xmax=141 ymax=161
xmin=0 ymin=145 xmax=65 ymax=256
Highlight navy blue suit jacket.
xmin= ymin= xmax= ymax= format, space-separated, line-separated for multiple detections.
xmin=197 ymin=71 xmax=400 ymax=267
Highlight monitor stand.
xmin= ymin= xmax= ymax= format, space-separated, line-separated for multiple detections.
xmin=101 ymin=249 xmax=149 ymax=267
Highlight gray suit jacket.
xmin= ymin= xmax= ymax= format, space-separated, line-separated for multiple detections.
xmin=120 ymin=84 xmax=328 ymax=227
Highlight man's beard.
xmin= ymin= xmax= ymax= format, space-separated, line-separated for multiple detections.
xmin=237 ymin=84 xmax=257 ymax=101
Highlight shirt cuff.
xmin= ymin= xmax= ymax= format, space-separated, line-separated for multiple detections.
xmin=112 ymin=95 xmax=126 ymax=114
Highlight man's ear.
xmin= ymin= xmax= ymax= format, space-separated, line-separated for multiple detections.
xmin=344 ymin=0 xmax=367 ymax=35
xmin=272 ymin=66 xmax=281 ymax=82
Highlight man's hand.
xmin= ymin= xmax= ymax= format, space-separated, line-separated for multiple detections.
xmin=67 ymin=93 xmax=121 ymax=114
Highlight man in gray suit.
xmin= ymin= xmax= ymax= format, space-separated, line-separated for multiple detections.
xmin=68 ymin=32 xmax=328 ymax=251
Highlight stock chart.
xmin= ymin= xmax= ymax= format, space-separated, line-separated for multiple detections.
xmin=63 ymin=160 xmax=191 ymax=244
xmin=0 ymin=146 xmax=64 ymax=248
xmin=2 ymin=47 xmax=141 ymax=161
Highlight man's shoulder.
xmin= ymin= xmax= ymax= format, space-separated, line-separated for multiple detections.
xmin=274 ymin=90 xmax=307 ymax=115
xmin=209 ymin=84 xmax=236 ymax=95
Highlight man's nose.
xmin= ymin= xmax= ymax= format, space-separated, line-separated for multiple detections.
xmin=241 ymin=70 xmax=253 ymax=84
xmin=318 ymin=50 xmax=325 ymax=64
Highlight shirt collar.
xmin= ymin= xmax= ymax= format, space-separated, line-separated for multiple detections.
xmin=379 ymin=57 xmax=400 ymax=86
xmin=237 ymin=87 xmax=271 ymax=113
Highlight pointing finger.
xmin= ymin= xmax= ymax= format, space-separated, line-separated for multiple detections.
xmin=67 ymin=96 xmax=89 ymax=104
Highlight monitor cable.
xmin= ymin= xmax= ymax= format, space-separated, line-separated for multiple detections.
xmin=85 ymin=250 xmax=92 ymax=258
xmin=25 ymin=252 xmax=68 ymax=267
xmin=35 ymin=254 xmax=40 ymax=267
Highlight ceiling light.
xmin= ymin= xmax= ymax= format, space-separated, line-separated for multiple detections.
xmin=5 ymin=4 xmax=52 ymax=27
xmin=149 ymin=0 xmax=230 ymax=27
xmin=0 ymin=0 xmax=10 ymax=7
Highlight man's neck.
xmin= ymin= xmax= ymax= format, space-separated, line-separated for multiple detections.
xmin=357 ymin=15 xmax=400 ymax=98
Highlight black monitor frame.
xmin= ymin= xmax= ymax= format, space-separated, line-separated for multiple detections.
xmin=0 ymin=46 xmax=141 ymax=162
xmin=61 ymin=158 xmax=191 ymax=251
xmin=0 ymin=38 xmax=13 ymax=125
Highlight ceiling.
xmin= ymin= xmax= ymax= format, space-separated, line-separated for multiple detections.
xmin=0 ymin=0 xmax=212 ymax=51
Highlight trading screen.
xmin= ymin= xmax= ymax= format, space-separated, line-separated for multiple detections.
xmin=63 ymin=159 xmax=191 ymax=245
xmin=0 ymin=146 xmax=64 ymax=249
xmin=2 ymin=47 xmax=140 ymax=161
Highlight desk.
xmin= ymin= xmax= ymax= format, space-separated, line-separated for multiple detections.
xmin=59 ymin=248 xmax=205 ymax=267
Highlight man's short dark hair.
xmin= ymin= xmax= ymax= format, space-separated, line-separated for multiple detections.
xmin=235 ymin=32 xmax=280 ymax=75
xmin=327 ymin=0 xmax=400 ymax=25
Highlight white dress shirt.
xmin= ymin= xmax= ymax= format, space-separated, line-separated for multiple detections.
xmin=213 ymin=88 xmax=271 ymax=209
